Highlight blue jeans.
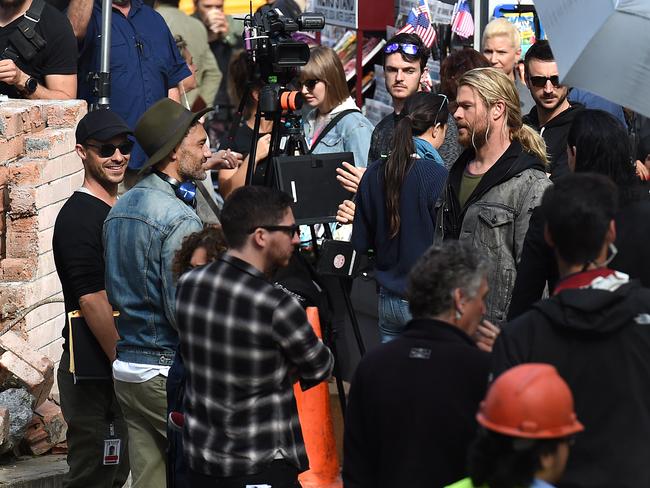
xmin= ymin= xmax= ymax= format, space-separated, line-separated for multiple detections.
xmin=378 ymin=287 xmax=412 ymax=343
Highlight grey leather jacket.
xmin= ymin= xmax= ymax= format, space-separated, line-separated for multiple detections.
xmin=434 ymin=141 xmax=551 ymax=325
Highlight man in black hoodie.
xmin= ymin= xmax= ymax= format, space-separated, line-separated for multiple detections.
xmin=492 ymin=173 xmax=650 ymax=488
xmin=523 ymin=40 xmax=583 ymax=180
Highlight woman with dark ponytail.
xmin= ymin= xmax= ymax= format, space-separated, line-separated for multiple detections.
xmin=351 ymin=92 xmax=450 ymax=342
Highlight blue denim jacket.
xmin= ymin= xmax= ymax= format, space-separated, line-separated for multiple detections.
xmin=103 ymin=173 xmax=202 ymax=366
xmin=304 ymin=97 xmax=374 ymax=168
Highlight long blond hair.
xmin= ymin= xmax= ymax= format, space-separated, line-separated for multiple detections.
xmin=458 ymin=67 xmax=548 ymax=165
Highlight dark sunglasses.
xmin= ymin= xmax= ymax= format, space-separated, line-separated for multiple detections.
xmin=529 ymin=75 xmax=561 ymax=88
xmin=384 ymin=42 xmax=420 ymax=56
xmin=85 ymin=140 xmax=134 ymax=157
xmin=249 ymin=224 xmax=300 ymax=237
xmin=301 ymin=79 xmax=321 ymax=91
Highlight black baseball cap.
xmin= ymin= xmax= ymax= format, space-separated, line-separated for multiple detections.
xmin=75 ymin=109 xmax=133 ymax=145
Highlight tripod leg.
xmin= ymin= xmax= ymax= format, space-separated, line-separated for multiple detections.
xmin=327 ymin=335 xmax=347 ymax=417
xmin=339 ymin=278 xmax=366 ymax=356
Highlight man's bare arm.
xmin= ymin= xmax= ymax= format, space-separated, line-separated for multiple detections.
xmin=78 ymin=290 xmax=120 ymax=362
xmin=67 ymin=0 xmax=94 ymax=40
xmin=0 ymin=61 xmax=77 ymax=99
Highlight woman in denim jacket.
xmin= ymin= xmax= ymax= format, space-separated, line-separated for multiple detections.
xmin=300 ymin=46 xmax=374 ymax=169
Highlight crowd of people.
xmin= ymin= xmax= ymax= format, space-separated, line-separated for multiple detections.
xmin=3 ymin=0 xmax=650 ymax=485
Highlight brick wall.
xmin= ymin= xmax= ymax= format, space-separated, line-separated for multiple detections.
xmin=0 ymin=100 xmax=87 ymax=394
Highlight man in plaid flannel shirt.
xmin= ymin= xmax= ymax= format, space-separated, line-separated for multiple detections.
xmin=175 ymin=185 xmax=334 ymax=487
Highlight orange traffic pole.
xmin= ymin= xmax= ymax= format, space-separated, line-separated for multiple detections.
xmin=294 ymin=307 xmax=342 ymax=488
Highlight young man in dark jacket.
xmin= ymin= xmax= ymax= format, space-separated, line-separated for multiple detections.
xmin=522 ymin=40 xmax=583 ymax=180
xmin=492 ymin=173 xmax=650 ymax=488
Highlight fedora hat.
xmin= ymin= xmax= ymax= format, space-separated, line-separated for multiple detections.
xmin=135 ymin=99 xmax=212 ymax=173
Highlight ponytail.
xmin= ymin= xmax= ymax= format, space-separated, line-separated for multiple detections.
xmin=385 ymin=116 xmax=415 ymax=238
xmin=515 ymin=125 xmax=549 ymax=167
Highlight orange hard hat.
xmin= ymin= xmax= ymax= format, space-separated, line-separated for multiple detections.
xmin=477 ymin=363 xmax=584 ymax=439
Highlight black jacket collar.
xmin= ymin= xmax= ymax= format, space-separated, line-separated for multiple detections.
xmin=403 ymin=318 xmax=479 ymax=348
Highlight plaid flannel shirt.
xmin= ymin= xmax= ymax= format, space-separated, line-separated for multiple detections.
xmin=176 ymin=253 xmax=334 ymax=477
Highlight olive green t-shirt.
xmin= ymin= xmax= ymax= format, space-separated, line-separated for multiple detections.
xmin=459 ymin=169 xmax=484 ymax=208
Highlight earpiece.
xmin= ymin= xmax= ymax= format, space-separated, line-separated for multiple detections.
xmin=154 ymin=171 xmax=196 ymax=207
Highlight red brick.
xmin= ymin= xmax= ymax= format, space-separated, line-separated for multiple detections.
xmin=5 ymin=231 xmax=38 ymax=259
xmin=27 ymin=105 xmax=45 ymax=133
xmin=0 ymin=283 xmax=26 ymax=319
xmin=0 ymin=136 xmax=25 ymax=162
xmin=0 ymin=107 xmax=27 ymax=139
xmin=51 ymin=441 xmax=67 ymax=455
xmin=0 ymin=166 xmax=10 ymax=188
xmin=7 ymin=215 xmax=37 ymax=234
xmin=34 ymin=400 xmax=66 ymax=444
xmin=7 ymin=186 xmax=37 ymax=219
xmin=0 ymin=257 xmax=37 ymax=281
xmin=8 ymin=161 xmax=45 ymax=186
xmin=45 ymin=102 xmax=86 ymax=129
xmin=24 ymin=129 xmax=74 ymax=160
xmin=0 ymin=331 xmax=54 ymax=406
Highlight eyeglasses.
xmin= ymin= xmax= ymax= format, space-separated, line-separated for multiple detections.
xmin=85 ymin=140 xmax=134 ymax=157
xmin=249 ymin=224 xmax=300 ymax=237
xmin=301 ymin=79 xmax=321 ymax=91
xmin=528 ymin=75 xmax=561 ymax=88
xmin=384 ymin=42 xmax=420 ymax=56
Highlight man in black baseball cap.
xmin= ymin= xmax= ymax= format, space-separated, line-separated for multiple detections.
xmin=53 ymin=108 xmax=133 ymax=487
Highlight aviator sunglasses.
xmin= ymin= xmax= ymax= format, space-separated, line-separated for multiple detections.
xmin=85 ymin=140 xmax=134 ymax=157
xmin=384 ymin=42 xmax=420 ymax=56
xmin=528 ymin=75 xmax=562 ymax=88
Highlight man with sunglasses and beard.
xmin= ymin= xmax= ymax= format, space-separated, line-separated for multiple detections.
xmin=175 ymin=185 xmax=334 ymax=487
xmin=53 ymin=109 xmax=133 ymax=487
xmin=523 ymin=40 xmax=584 ymax=180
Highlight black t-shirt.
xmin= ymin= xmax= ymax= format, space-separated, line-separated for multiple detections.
xmin=0 ymin=2 xmax=78 ymax=98
xmin=52 ymin=191 xmax=111 ymax=352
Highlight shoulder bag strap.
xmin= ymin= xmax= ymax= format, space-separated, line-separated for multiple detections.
xmin=308 ymin=109 xmax=359 ymax=154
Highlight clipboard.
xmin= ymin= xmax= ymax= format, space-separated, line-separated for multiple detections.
xmin=67 ymin=310 xmax=119 ymax=383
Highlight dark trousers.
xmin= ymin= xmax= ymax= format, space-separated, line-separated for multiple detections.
xmin=189 ymin=460 xmax=302 ymax=488
xmin=57 ymin=351 xmax=130 ymax=488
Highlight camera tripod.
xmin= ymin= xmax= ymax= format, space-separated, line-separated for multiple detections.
xmin=236 ymin=84 xmax=367 ymax=415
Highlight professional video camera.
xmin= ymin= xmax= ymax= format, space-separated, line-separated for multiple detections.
xmin=243 ymin=4 xmax=325 ymax=84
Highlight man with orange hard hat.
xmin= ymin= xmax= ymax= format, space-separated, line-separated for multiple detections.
xmin=446 ymin=363 xmax=584 ymax=488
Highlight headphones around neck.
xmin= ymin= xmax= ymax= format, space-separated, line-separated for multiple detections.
xmin=154 ymin=171 xmax=197 ymax=207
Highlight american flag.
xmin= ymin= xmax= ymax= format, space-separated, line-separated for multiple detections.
xmin=397 ymin=0 xmax=437 ymax=48
xmin=451 ymin=0 xmax=474 ymax=39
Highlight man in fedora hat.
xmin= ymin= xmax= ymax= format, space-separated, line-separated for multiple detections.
xmin=103 ymin=99 xmax=210 ymax=488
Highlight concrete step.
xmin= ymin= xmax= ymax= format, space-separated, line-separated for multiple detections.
xmin=0 ymin=455 xmax=66 ymax=488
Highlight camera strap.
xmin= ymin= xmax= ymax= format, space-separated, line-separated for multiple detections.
xmin=2 ymin=0 xmax=47 ymax=63
xmin=308 ymin=109 xmax=359 ymax=153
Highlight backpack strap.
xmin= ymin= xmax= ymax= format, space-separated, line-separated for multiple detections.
xmin=2 ymin=0 xmax=47 ymax=63
xmin=308 ymin=109 xmax=359 ymax=154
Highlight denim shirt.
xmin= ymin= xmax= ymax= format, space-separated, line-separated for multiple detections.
xmin=103 ymin=173 xmax=202 ymax=366
xmin=304 ymin=97 xmax=374 ymax=168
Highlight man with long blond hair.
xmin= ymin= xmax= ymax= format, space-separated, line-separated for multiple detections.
xmin=434 ymin=67 xmax=551 ymax=325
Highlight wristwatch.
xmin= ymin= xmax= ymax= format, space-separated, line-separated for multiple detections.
xmin=21 ymin=77 xmax=38 ymax=95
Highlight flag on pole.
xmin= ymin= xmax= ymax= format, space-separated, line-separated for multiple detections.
xmin=397 ymin=0 xmax=437 ymax=48
xmin=451 ymin=0 xmax=474 ymax=39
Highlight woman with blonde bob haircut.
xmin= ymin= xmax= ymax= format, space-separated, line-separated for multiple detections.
xmin=434 ymin=67 xmax=551 ymax=325
xmin=300 ymin=46 xmax=374 ymax=168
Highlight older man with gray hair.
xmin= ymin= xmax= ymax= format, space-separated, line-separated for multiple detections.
xmin=343 ymin=241 xmax=497 ymax=488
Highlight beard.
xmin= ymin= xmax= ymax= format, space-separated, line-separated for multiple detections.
xmin=532 ymin=87 xmax=569 ymax=116
xmin=457 ymin=117 xmax=489 ymax=150
xmin=178 ymin=148 xmax=207 ymax=182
